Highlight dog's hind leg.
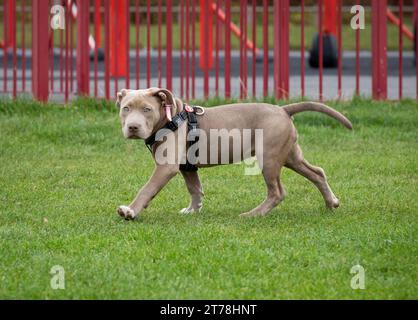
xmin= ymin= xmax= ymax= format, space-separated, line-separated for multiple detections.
xmin=240 ymin=164 xmax=285 ymax=217
xmin=180 ymin=170 xmax=204 ymax=214
xmin=285 ymin=144 xmax=340 ymax=209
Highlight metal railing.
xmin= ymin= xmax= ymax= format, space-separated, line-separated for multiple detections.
xmin=0 ymin=0 xmax=417 ymax=102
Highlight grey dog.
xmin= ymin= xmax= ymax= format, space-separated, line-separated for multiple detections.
xmin=116 ymin=87 xmax=352 ymax=220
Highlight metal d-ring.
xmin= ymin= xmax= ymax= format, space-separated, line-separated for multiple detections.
xmin=195 ymin=106 xmax=205 ymax=116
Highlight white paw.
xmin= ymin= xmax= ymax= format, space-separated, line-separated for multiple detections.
xmin=179 ymin=207 xmax=201 ymax=214
xmin=326 ymin=197 xmax=340 ymax=209
xmin=117 ymin=205 xmax=137 ymax=220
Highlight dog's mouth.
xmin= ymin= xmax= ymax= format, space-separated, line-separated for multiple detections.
xmin=127 ymin=134 xmax=141 ymax=140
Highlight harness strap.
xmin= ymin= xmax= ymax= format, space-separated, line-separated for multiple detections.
xmin=144 ymin=110 xmax=188 ymax=147
xmin=144 ymin=105 xmax=201 ymax=172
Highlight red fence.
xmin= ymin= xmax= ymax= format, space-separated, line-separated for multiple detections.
xmin=0 ymin=0 xmax=417 ymax=102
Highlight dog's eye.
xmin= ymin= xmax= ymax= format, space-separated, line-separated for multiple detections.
xmin=122 ymin=106 xmax=130 ymax=112
xmin=143 ymin=107 xmax=151 ymax=112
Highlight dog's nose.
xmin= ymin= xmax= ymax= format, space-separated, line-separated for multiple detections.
xmin=128 ymin=124 xmax=139 ymax=132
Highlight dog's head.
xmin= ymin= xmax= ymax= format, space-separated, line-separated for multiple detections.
xmin=116 ymin=87 xmax=179 ymax=140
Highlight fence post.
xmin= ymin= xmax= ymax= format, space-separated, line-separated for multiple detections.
xmin=32 ymin=0 xmax=49 ymax=101
xmin=371 ymin=0 xmax=387 ymax=100
xmin=8 ymin=0 xmax=17 ymax=98
xmin=5 ymin=0 xmax=16 ymax=50
xmin=166 ymin=0 xmax=173 ymax=90
xmin=76 ymin=0 xmax=90 ymax=95
xmin=224 ymin=0 xmax=231 ymax=98
xmin=274 ymin=0 xmax=289 ymax=99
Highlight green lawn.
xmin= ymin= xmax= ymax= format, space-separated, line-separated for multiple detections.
xmin=0 ymin=97 xmax=417 ymax=299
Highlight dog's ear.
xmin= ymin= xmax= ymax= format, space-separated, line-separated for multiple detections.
xmin=151 ymin=88 xmax=177 ymax=109
xmin=149 ymin=88 xmax=178 ymax=121
xmin=116 ymin=89 xmax=128 ymax=108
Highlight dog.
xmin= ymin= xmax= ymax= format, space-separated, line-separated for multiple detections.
xmin=116 ymin=87 xmax=352 ymax=220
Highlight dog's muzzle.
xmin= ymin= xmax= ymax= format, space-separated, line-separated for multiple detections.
xmin=126 ymin=123 xmax=143 ymax=139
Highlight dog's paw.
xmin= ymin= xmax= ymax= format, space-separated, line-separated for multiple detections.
xmin=179 ymin=206 xmax=201 ymax=214
xmin=326 ymin=197 xmax=340 ymax=209
xmin=117 ymin=206 xmax=137 ymax=220
xmin=239 ymin=210 xmax=267 ymax=218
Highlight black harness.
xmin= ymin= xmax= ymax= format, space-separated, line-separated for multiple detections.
xmin=144 ymin=104 xmax=201 ymax=172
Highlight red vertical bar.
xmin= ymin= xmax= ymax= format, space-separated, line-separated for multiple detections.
xmin=245 ymin=1 xmax=248 ymax=97
xmin=203 ymin=0 xmax=210 ymax=99
xmin=105 ymin=0 xmax=110 ymax=99
xmin=146 ymin=0 xmax=151 ymax=88
xmin=242 ymin=1 xmax=248 ymax=99
xmin=274 ymin=0 xmax=289 ymax=100
xmin=240 ymin=0 xmax=247 ymax=99
xmin=273 ymin=0 xmax=278 ymax=99
xmin=114 ymin=1 xmax=119 ymax=96
xmin=158 ymin=0 xmax=162 ymax=88
xmin=60 ymin=28 xmax=63 ymax=93
xmin=186 ymin=0 xmax=190 ymax=99
xmin=49 ymin=0 xmax=53 ymax=92
xmin=252 ymin=0 xmax=256 ymax=97
xmin=215 ymin=0 xmax=220 ymax=97
xmin=323 ymin=0 xmax=337 ymax=35
xmin=110 ymin=0 xmax=127 ymax=79
xmin=94 ymin=0 xmax=100 ymax=97
xmin=180 ymin=0 xmax=184 ymax=97
xmin=95 ymin=0 xmax=102 ymax=48
xmin=225 ymin=0 xmax=231 ymax=99
xmin=166 ymin=0 xmax=173 ymax=90
xmin=280 ymin=0 xmax=289 ymax=99
xmin=240 ymin=0 xmax=243 ymax=99
xmin=10 ymin=0 xmax=16 ymax=98
xmin=21 ymin=0 xmax=26 ymax=92
xmin=244 ymin=1 xmax=248 ymax=99
xmin=5 ymin=0 xmax=15 ymax=49
xmin=77 ymin=0 xmax=90 ymax=96
xmin=70 ymin=9 xmax=74 ymax=93
xmin=301 ymin=0 xmax=305 ymax=97
xmin=126 ymin=2 xmax=130 ymax=89
xmin=372 ymin=0 xmax=387 ymax=100
xmin=3 ymin=1 xmax=8 ymax=93
xmin=318 ymin=0 xmax=323 ymax=101
xmin=242 ymin=0 xmax=248 ymax=99
xmin=355 ymin=0 xmax=360 ymax=96
xmin=192 ymin=0 xmax=196 ymax=98
xmin=32 ymin=0 xmax=49 ymax=101
xmin=263 ymin=0 xmax=268 ymax=97
xmin=135 ymin=0 xmax=140 ymax=89
xmin=415 ymin=0 xmax=418 ymax=100
xmin=65 ymin=3 xmax=69 ymax=102
xmin=337 ymin=0 xmax=342 ymax=99
xmin=399 ymin=0 xmax=403 ymax=99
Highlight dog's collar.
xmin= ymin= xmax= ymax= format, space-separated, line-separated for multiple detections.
xmin=144 ymin=110 xmax=188 ymax=149
xmin=144 ymin=104 xmax=203 ymax=150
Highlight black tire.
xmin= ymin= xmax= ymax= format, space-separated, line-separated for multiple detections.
xmin=309 ymin=33 xmax=338 ymax=69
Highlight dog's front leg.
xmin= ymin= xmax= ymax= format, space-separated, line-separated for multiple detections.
xmin=117 ymin=165 xmax=179 ymax=220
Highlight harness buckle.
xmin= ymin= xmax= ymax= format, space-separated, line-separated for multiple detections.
xmin=195 ymin=106 xmax=205 ymax=115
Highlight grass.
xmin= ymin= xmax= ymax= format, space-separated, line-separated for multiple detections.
xmin=0 ymin=97 xmax=417 ymax=299
xmin=5 ymin=12 xmax=415 ymax=51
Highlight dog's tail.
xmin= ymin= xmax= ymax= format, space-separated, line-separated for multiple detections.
xmin=282 ymin=102 xmax=353 ymax=130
